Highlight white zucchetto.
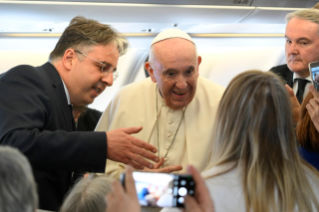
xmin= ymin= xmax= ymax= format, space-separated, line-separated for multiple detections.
xmin=151 ymin=28 xmax=195 ymax=46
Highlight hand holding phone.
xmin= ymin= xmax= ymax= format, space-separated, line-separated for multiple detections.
xmin=183 ymin=165 xmax=215 ymax=212
xmin=305 ymin=85 xmax=319 ymax=134
xmin=121 ymin=171 xmax=195 ymax=208
xmin=106 ymin=166 xmax=141 ymax=212
xmin=308 ymin=61 xmax=319 ymax=91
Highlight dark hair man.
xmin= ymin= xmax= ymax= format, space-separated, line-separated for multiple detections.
xmin=0 ymin=16 xmax=159 ymax=211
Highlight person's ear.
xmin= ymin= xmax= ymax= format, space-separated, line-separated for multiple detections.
xmin=196 ymin=56 xmax=202 ymax=76
xmin=63 ymin=49 xmax=76 ymax=71
xmin=197 ymin=56 xmax=202 ymax=67
xmin=145 ymin=62 xmax=156 ymax=83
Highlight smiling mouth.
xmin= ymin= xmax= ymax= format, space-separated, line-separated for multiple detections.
xmin=93 ymin=87 xmax=101 ymax=94
xmin=173 ymin=91 xmax=186 ymax=96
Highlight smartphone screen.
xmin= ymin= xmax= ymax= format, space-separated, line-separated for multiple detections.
xmin=309 ymin=61 xmax=319 ymax=91
xmin=121 ymin=172 xmax=195 ymax=208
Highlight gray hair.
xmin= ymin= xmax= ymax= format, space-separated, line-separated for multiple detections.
xmin=286 ymin=7 xmax=319 ymax=35
xmin=49 ymin=16 xmax=129 ymax=61
xmin=0 ymin=146 xmax=38 ymax=212
xmin=59 ymin=176 xmax=113 ymax=212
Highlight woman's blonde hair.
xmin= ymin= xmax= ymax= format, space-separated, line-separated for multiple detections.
xmin=206 ymin=70 xmax=319 ymax=212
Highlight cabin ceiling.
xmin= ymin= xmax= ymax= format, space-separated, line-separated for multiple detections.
xmin=0 ymin=0 xmax=317 ymax=34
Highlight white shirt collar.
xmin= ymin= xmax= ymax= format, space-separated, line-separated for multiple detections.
xmin=292 ymin=73 xmax=312 ymax=97
xmin=61 ymin=78 xmax=71 ymax=105
xmin=292 ymin=72 xmax=312 ymax=81
xmin=49 ymin=61 xmax=71 ymax=105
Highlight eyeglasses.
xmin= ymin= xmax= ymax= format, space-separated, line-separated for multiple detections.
xmin=75 ymin=50 xmax=118 ymax=80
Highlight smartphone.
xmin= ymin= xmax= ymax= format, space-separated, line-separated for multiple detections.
xmin=120 ymin=171 xmax=195 ymax=208
xmin=309 ymin=61 xmax=319 ymax=91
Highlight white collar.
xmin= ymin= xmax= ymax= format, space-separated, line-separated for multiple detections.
xmin=49 ymin=61 xmax=71 ymax=105
xmin=293 ymin=72 xmax=312 ymax=82
xmin=61 ymin=78 xmax=71 ymax=105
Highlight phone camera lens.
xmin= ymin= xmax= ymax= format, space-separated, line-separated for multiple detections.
xmin=178 ymin=197 xmax=184 ymax=204
xmin=178 ymin=187 xmax=187 ymax=196
xmin=180 ymin=180 xmax=186 ymax=186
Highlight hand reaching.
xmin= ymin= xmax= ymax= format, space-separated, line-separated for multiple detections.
xmin=143 ymin=157 xmax=183 ymax=173
xmin=107 ymin=126 xmax=159 ymax=170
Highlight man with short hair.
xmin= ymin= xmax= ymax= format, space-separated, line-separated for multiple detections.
xmin=0 ymin=16 xmax=159 ymax=211
xmin=271 ymin=6 xmax=319 ymax=106
xmin=0 ymin=146 xmax=38 ymax=212
xmin=96 ymin=28 xmax=225 ymax=179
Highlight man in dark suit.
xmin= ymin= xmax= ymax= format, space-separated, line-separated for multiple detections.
xmin=270 ymin=7 xmax=319 ymax=124
xmin=271 ymin=7 xmax=319 ymax=106
xmin=0 ymin=16 xmax=159 ymax=211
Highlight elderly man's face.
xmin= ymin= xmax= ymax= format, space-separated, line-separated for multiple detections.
xmin=285 ymin=18 xmax=319 ymax=78
xmin=146 ymin=38 xmax=201 ymax=110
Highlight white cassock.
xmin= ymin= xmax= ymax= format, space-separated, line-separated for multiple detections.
xmin=95 ymin=76 xmax=225 ymax=179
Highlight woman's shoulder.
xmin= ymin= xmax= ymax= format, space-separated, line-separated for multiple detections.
xmin=203 ymin=164 xmax=246 ymax=212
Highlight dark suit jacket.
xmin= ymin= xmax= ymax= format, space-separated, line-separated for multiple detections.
xmin=77 ymin=108 xmax=102 ymax=131
xmin=0 ymin=62 xmax=106 ymax=211
xmin=270 ymin=64 xmax=294 ymax=88
xmin=299 ymin=147 xmax=319 ymax=171
xmin=71 ymin=108 xmax=103 ymax=184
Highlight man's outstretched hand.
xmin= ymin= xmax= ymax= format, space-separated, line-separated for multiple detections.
xmin=107 ymin=126 xmax=159 ymax=170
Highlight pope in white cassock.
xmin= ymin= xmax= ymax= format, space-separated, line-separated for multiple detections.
xmin=95 ymin=28 xmax=225 ymax=179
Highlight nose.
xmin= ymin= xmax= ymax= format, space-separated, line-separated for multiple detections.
xmin=101 ymin=72 xmax=114 ymax=87
xmin=175 ymin=76 xmax=187 ymax=90
xmin=286 ymin=42 xmax=298 ymax=55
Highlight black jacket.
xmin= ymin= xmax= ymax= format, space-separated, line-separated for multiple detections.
xmin=0 ymin=62 xmax=106 ymax=211
xmin=270 ymin=64 xmax=293 ymax=88
xmin=77 ymin=108 xmax=102 ymax=131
